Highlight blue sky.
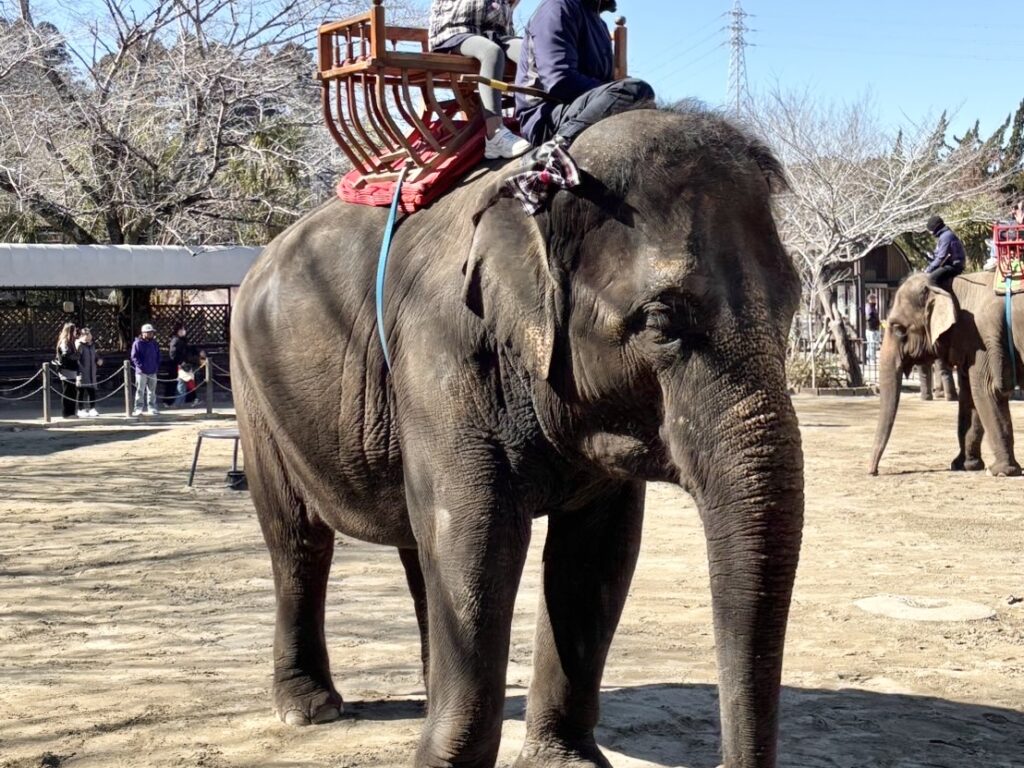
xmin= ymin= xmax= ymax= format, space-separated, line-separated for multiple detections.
xmin=514 ymin=0 xmax=1022 ymax=140
xmin=30 ymin=0 xmax=1022 ymax=141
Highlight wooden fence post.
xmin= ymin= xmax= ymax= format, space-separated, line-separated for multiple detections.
xmin=206 ymin=356 xmax=214 ymax=415
xmin=123 ymin=360 xmax=132 ymax=417
xmin=42 ymin=362 xmax=51 ymax=423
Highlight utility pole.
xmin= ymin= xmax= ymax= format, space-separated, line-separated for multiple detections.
xmin=726 ymin=0 xmax=752 ymax=114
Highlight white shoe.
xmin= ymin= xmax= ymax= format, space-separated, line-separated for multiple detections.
xmin=984 ymin=256 xmax=998 ymax=271
xmin=88 ymin=409 xmax=99 ymax=417
xmin=131 ymin=409 xmax=143 ymax=416
xmin=151 ymin=409 xmax=161 ymax=416
xmin=484 ymin=126 xmax=532 ymax=160
xmin=77 ymin=410 xmax=87 ymax=417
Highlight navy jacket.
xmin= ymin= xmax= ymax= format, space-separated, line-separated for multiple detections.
xmin=515 ymin=0 xmax=614 ymax=144
xmin=926 ymin=226 xmax=966 ymax=273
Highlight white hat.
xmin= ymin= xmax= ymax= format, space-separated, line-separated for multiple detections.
xmin=141 ymin=323 xmax=156 ymax=333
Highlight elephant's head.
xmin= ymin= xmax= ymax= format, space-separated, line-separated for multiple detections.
xmin=463 ymin=106 xmax=803 ymax=765
xmin=868 ymin=273 xmax=957 ymax=475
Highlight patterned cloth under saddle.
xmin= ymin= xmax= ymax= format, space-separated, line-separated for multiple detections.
xmin=993 ymin=224 xmax=1024 ymax=295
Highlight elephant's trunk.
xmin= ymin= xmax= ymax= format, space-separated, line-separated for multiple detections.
xmin=664 ymin=361 xmax=803 ymax=768
xmin=868 ymin=333 xmax=904 ymax=475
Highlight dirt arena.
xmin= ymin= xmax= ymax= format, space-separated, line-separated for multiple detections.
xmin=1 ymin=395 xmax=1022 ymax=768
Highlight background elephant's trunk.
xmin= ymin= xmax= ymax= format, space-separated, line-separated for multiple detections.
xmin=665 ymin=363 xmax=804 ymax=768
xmin=868 ymin=333 xmax=904 ymax=475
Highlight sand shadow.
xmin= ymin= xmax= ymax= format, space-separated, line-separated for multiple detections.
xmin=588 ymin=683 xmax=1024 ymax=767
xmin=0 ymin=428 xmax=164 ymax=457
xmin=327 ymin=684 xmax=1024 ymax=767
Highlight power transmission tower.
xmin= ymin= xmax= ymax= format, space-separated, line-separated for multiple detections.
xmin=726 ymin=0 xmax=752 ymax=114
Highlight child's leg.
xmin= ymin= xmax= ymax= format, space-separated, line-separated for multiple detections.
xmin=458 ymin=36 xmax=506 ymax=137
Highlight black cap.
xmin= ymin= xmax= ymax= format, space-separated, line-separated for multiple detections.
xmin=926 ymin=215 xmax=944 ymax=234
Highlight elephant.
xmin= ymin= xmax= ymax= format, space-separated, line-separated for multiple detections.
xmin=230 ymin=105 xmax=805 ymax=768
xmin=869 ymin=271 xmax=1024 ymax=476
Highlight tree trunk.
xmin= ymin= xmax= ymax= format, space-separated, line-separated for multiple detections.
xmin=815 ymin=282 xmax=864 ymax=387
xmin=117 ymin=288 xmax=153 ymax=351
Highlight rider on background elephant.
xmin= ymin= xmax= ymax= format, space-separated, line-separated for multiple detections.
xmin=869 ymin=271 xmax=1023 ymax=477
xmin=232 ymin=105 xmax=804 ymax=768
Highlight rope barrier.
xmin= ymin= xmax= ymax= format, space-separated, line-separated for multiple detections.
xmin=0 ymin=368 xmax=43 ymax=394
xmin=0 ymin=384 xmax=45 ymax=402
xmin=209 ymin=360 xmax=231 ymax=376
xmin=95 ymin=367 xmax=125 ymax=385
xmin=212 ymin=379 xmax=233 ymax=394
xmin=48 ymin=381 xmax=129 ymax=404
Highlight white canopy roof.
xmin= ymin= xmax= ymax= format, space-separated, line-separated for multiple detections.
xmin=0 ymin=244 xmax=261 ymax=288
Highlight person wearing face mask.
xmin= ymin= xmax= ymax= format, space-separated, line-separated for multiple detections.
xmin=514 ymin=0 xmax=654 ymax=152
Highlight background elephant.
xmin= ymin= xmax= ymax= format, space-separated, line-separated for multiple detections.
xmin=869 ymin=272 xmax=1024 ymax=476
xmin=231 ymin=106 xmax=804 ymax=768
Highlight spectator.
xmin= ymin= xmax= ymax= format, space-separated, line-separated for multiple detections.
xmin=54 ymin=322 xmax=79 ymax=419
xmin=864 ymin=295 xmax=881 ymax=364
xmin=924 ymin=215 xmax=966 ymax=286
xmin=514 ymin=0 xmax=654 ymax=150
xmin=429 ymin=0 xmax=531 ymax=159
xmin=167 ymin=322 xmax=190 ymax=408
xmin=75 ymin=327 xmax=102 ymax=417
xmin=130 ymin=323 xmax=161 ymax=416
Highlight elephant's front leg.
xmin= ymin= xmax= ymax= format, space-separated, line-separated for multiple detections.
xmin=406 ymin=449 xmax=533 ymax=768
xmin=968 ymin=357 xmax=1021 ymax=476
xmin=515 ymin=481 xmax=645 ymax=768
xmin=951 ymin=366 xmax=985 ymax=471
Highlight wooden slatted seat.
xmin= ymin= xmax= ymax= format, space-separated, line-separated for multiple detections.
xmin=316 ymin=0 xmax=628 ymax=192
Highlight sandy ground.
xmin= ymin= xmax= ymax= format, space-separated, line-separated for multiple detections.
xmin=1 ymin=395 xmax=1022 ymax=768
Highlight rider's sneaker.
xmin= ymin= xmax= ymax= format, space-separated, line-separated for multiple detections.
xmin=484 ymin=126 xmax=531 ymax=160
xmin=984 ymin=256 xmax=998 ymax=271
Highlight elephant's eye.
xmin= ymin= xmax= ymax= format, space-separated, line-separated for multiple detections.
xmin=644 ymin=302 xmax=672 ymax=331
xmin=889 ymin=322 xmax=907 ymax=338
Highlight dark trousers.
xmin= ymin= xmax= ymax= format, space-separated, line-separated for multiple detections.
xmin=928 ymin=263 xmax=964 ymax=288
xmin=78 ymin=386 xmax=96 ymax=410
xmin=544 ymin=78 xmax=655 ymax=144
xmin=61 ymin=379 xmax=78 ymax=417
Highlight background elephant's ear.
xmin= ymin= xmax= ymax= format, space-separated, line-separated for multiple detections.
xmin=926 ymin=285 xmax=957 ymax=346
xmin=462 ymin=194 xmax=569 ymax=390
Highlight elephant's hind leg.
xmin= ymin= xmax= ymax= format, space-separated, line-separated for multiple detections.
xmin=245 ymin=427 xmax=343 ymax=726
xmin=968 ymin=361 xmax=1022 ymax=476
xmin=515 ymin=481 xmax=645 ymax=768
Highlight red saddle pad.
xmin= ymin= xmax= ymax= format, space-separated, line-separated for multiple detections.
xmin=337 ymin=120 xmax=485 ymax=212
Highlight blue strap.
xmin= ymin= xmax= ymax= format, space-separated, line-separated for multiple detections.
xmin=375 ymin=165 xmax=409 ymax=371
xmin=1007 ymin=277 xmax=1019 ymax=391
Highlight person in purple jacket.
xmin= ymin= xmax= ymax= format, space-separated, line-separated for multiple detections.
xmin=130 ymin=323 xmax=161 ymax=416
xmin=514 ymin=0 xmax=653 ymax=150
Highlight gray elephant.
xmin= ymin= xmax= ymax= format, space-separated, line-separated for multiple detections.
xmin=869 ymin=271 xmax=1023 ymax=476
xmin=230 ymin=106 xmax=804 ymax=768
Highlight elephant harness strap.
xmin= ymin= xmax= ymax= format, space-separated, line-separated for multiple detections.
xmin=375 ymin=163 xmax=410 ymax=371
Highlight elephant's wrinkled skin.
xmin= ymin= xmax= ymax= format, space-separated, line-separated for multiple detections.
xmin=231 ymin=107 xmax=804 ymax=768
xmin=869 ymin=272 xmax=1024 ymax=476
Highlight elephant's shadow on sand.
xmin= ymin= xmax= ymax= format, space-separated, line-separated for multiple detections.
xmin=347 ymin=683 xmax=1024 ymax=767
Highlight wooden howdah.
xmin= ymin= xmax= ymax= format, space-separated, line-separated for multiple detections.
xmin=316 ymin=0 xmax=628 ymax=187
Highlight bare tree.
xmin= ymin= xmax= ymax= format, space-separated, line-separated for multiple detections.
xmin=0 ymin=0 xmax=420 ymax=343
xmin=748 ymin=90 xmax=1005 ymax=385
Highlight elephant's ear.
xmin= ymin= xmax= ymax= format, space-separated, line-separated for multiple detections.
xmin=462 ymin=192 xmax=570 ymax=391
xmin=926 ymin=284 xmax=957 ymax=346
